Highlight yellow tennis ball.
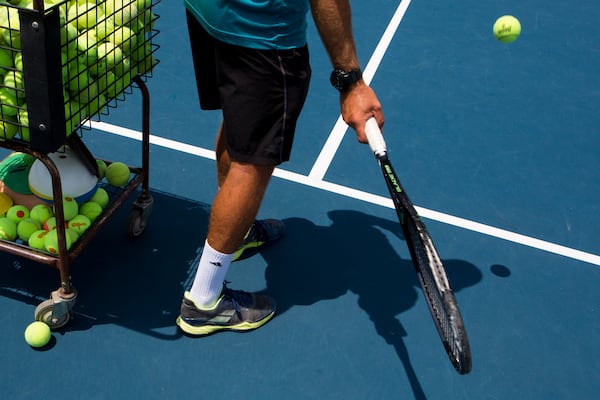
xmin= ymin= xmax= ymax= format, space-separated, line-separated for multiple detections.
xmin=24 ymin=321 xmax=52 ymax=348
xmin=44 ymin=229 xmax=73 ymax=254
xmin=30 ymin=204 xmax=54 ymax=225
xmin=6 ymin=204 xmax=29 ymax=224
xmin=105 ymin=162 xmax=130 ymax=186
xmin=68 ymin=214 xmax=91 ymax=235
xmin=493 ymin=15 xmax=521 ymax=43
xmin=28 ymin=229 xmax=49 ymax=250
xmin=0 ymin=192 xmax=14 ymax=216
xmin=0 ymin=217 xmax=17 ymax=241
xmin=54 ymin=196 xmax=78 ymax=221
xmin=79 ymin=201 xmax=103 ymax=222
xmin=89 ymin=187 xmax=109 ymax=209
xmin=17 ymin=218 xmax=42 ymax=242
xmin=43 ymin=216 xmax=57 ymax=231
xmin=96 ymin=159 xmax=107 ymax=179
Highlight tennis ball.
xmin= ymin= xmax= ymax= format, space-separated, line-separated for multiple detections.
xmin=44 ymin=228 xmax=73 ymax=254
xmin=79 ymin=201 xmax=102 ymax=222
xmin=493 ymin=15 xmax=521 ymax=43
xmin=3 ymin=71 xmax=25 ymax=100
xmin=17 ymin=108 xmax=29 ymax=141
xmin=68 ymin=1 xmax=104 ymax=30
xmin=105 ymin=0 xmax=138 ymax=26
xmin=0 ymin=88 xmax=18 ymax=117
xmin=66 ymin=63 xmax=91 ymax=94
xmin=44 ymin=216 xmax=57 ymax=231
xmin=28 ymin=229 xmax=48 ymax=250
xmin=6 ymin=204 xmax=29 ymax=224
xmin=96 ymin=42 xmax=123 ymax=74
xmin=109 ymin=25 xmax=137 ymax=54
xmin=96 ymin=159 xmax=107 ymax=179
xmin=24 ymin=321 xmax=52 ymax=348
xmin=105 ymin=162 xmax=130 ymax=186
xmin=0 ymin=117 xmax=19 ymax=140
xmin=30 ymin=204 xmax=54 ymax=225
xmin=0 ymin=47 xmax=13 ymax=73
xmin=0 ymin=192 xmax=13 ymax=216
xmin=89 ymin=187 xmax=109 ymax=209
xmin=54 ymin=197 xmax=78 ymax=221
xmin=67 ymin=227 xmax=80 ymax=244
xmin=0 ymin=217 xmax=17 ymax=241
xmin=17 ymin=218 xmax=42 ymax=242
xmin=68 ymin=214 xmax=91 ymax=235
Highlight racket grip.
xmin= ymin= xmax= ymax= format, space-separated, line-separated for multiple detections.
xmin=365 ymin=117 xmax=387 ymax=157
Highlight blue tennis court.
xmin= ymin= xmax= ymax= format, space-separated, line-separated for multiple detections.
xmin=1 ymin=1 xmax=599 ymax=398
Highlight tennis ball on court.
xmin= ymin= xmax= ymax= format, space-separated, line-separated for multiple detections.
xmin=44 ymin=228 xmax=73 ymax=254
xmin=28 ymin=229 xmax=48 ymax=250
xmin=6 ymin=204 xmax=29 ymax=224
xmin=24 ymin=321 xmax=51 ymax=348
xmin=68 ymin=214 xmax=91 ymax=235
xmin=17 ymin=218 xmax=42 ymax=242
xmin=105 ymin=162 xmax=130 ymax=186
xmin=0 ymin=217 xmax=17 ymax=241
xmin=89 ymin=187 xmax=109 ymax=209
xmin=493 ymin=15 xmax=521 ymax=43
xmin=30 ymin=204 xmax=54 ymax=225
xmin=54 ymin=197 xmax=78 ymax=221
xmin=96 ymin=159 xmax=107 ymax=179
xmin=79 ymin=201 xmax=102 ymax=222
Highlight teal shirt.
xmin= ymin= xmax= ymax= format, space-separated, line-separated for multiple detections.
xmin=184 ymin=0 xmax=309 ymax=50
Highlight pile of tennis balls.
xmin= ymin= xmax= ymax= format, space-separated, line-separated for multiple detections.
xmin=0 ymin=186 xmax=109 ymax=253
xmin=0 ymin=0 xmax=157 ymax=141
xmin=0 ymin=157 xmax=131 ymax=253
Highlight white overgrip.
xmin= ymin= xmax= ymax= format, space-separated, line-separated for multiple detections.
xmin=365 ymin=117 xmax=387 ymax=157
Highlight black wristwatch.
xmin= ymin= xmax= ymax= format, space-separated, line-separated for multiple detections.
xmin=330 ymin=68 xmax=362 ymax=92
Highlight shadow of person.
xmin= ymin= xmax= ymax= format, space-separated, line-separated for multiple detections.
xmin=262 ymin=210 xmax=482 ymax=398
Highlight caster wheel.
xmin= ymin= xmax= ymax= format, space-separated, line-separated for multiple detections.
xmin=127 ymin=207 xmax=148 ymax=237
xmin=35 ymin=299 xmax=71 ymax=330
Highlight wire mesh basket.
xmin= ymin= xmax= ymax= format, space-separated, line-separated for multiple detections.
xmin=0 ymin=0 xmax=159 ymax=152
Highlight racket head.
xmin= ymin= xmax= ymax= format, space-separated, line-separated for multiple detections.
xmin=378 ymin=156 xmax=472 ymax=374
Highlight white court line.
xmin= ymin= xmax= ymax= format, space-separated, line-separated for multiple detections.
xmin=90 ymin=120 xmax=600 ymax=267
xmin=309 ymin=0 xmax=412 ymax=181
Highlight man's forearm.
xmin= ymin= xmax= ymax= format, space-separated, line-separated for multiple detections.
xmin=310 ymin=0 xmax=360 ymax=70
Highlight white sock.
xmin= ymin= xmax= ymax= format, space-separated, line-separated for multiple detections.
xmin=188 ymin=240 xmax=234 ymax=308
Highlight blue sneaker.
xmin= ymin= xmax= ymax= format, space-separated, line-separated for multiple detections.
xmin=176 ymin=284 xmax=276 ymax=336
xmin=233 ymin=219 xmax=285 ymax=261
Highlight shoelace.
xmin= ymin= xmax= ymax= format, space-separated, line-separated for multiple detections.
xmin=222 ymin=282 xmax=252 ymax=316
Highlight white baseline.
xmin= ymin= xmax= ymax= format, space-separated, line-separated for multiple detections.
xmin=90 ymin=120 xmax=600 ymax=267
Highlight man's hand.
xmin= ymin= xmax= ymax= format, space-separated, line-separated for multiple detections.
xmin=341 ymin=81 xmax=384 ymax=143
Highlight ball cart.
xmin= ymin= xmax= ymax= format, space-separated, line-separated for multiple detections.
xmin=0 ymin=0 xmax=160 ymax=329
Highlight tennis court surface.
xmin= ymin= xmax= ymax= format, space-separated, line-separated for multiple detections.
xmin=1 ymin=1 xmax=599 ymax=399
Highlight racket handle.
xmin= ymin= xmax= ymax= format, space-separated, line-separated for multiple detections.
xmin=365 ymin=117 xmax=387 ymax=157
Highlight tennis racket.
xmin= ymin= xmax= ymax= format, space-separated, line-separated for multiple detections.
xmin=365 ymin=118 xmax=472 ymax=374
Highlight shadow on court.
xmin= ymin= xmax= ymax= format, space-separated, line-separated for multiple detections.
xmin=261 ymin=210 xmax=482 ymax=399
xmin=0 ymin=190 xmax=211 ymax=341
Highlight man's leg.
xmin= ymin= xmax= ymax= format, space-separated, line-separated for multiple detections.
xmin=176 ymin=150 xmax=276 ymax=335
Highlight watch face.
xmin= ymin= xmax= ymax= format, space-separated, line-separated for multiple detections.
xmin=330 ymin=70 xmax=347 ymax=91
xmin=330 ymin=69 xmax=362 ymax=92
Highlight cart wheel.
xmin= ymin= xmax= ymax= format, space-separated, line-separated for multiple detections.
xmin=127 ymin=207 xmax=148 ymax=237
xmin=35 ymin=299 xmax=71 ymax=330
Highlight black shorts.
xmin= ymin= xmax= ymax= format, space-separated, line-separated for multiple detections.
xmin=186 ymin=11 xmax=311 ymax=165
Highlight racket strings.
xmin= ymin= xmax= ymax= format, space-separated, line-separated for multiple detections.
xmin=405 ymin=216 xmax=469 ymax=370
